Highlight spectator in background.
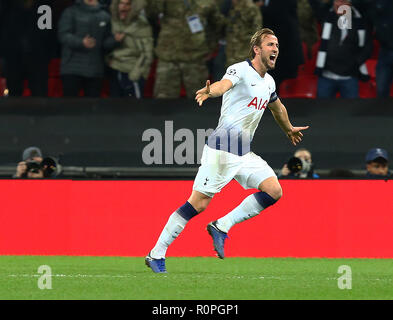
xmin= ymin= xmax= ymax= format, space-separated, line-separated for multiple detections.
xmin=297 ymin=0 xmax=319 ymax=59
xmin=146 ymin=0 xmax=225 ymax=99
xmin=210 ymin=0 xmax=261 ymax=82
xmin=365 ymin=148 xmax=391 ymax=179
xmin=311 ymin=0 xmax=372 ymax=98
xmin=58 ymin=0 xmax=118 ymax=97
xmin=279 ymin=148 xmax=319 ymax=178
xmin=366 ymin=0 xmax=393 ymax=98
xmin=0 ymin=0 xmax=54 ymax=97
xmin=225 ymin=0 xmax=262 ymax=67
xmin=205 ymin=0 xmax=228 ymax=82
xmin=259 ymin=0 xmax=304 ymax=92
xmin=107 ymin=0 xmax=153 ymax=98
xmin=99 ymin=0 xmax=112 ymax=11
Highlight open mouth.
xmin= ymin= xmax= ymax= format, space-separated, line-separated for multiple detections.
xmin=269 ymin=54 xmax=276 ymax=63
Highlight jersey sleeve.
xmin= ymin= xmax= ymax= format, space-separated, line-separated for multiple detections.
xmin=221 ymin=63 xmax=244 ymax=86
xmin=268 ymin=76 xmax=278 ymax=103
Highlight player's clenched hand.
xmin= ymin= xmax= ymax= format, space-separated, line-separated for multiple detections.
xmin=195 ymin=80 xmax=211 ymax=106
xmin=287 ymin=126 xmax=309 ymax=146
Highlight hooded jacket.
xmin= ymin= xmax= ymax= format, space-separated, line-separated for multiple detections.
xmin=108 ymin=0 xmax=153 ymax=80
xmin=58 ymin=0 xmax=116 ymax=78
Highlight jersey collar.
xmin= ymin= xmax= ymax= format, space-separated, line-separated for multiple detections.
xmin=246 ymin=59 xmax=266 ymax=79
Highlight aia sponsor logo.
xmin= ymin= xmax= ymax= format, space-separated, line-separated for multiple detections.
xmin=247 ymin=97 xmax=268 ymax=110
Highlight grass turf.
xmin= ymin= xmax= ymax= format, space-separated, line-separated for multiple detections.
xmin=0 ymin=256 xmax=392 ymax=300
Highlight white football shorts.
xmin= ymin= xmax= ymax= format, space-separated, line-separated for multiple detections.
xmin=193 ymin=145 xmax=276 ymax=198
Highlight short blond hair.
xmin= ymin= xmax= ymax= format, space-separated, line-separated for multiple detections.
xmin=249 ymin=28 xmax=276 ymax=59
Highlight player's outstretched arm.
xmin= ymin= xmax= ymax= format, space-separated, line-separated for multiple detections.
xmin=268 ymin=98 xmax=309 ymax=146
xmin=195 ymin=79 xmax=233 ymax=106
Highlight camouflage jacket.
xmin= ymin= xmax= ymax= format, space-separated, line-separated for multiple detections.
xmin=146 ymin=0 xmax=225 ymax=62
xmin=225 ymin=0 xmax=262 ymax=66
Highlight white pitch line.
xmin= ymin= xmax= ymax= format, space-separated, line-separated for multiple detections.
xmin=5 ymin=274 xmax=393 ymax=282
xmin=7 ymin=274 xmax=138 ymax=278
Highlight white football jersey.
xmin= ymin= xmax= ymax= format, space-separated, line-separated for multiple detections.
xmin=207 ymin=60 xmax=278 ymax=155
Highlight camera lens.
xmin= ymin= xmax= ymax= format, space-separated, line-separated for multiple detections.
xmin=287 ymin=157 xmax=303 ymax=173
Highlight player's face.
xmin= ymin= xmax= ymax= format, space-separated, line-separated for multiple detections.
xmin=257 ymin=35 xmax=279 ymax=71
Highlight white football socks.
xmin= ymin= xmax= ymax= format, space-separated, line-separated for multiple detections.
xmin=150 ymin=211 xmax=188 ymax=259
xmin=215 ymin=193 xmax=265 ymax=233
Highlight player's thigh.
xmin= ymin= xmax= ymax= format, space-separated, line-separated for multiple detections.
xmin=235 ymin=153 xmax=281 ymax=199
xmin=154 ymin=60 xmax=181 ymax=98
xmin=193 ymin=145 xmax=241 ymax=201
xmin=187 ymin=190 xmax=212 ymax=213
xmin=180 ymin=61 xmax=208 ymax=98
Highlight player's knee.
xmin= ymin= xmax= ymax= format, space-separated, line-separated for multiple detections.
xmin=192 ymin=199 xmax=210 ymax=213
xmin=271 ymin=186 xmax=283 ymax=201
xmin=188 ymin=191 xmax=212 ymax=214
xmin=259 ymin=185 xmax=282 ymax=201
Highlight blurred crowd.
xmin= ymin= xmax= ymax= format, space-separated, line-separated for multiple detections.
xmin=0 ymin=0 xmax=392 ymax=99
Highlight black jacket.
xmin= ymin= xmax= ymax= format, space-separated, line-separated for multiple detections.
xmin=366 ymin=0 xmax=393 ymax=50
xmin=58 ymin=0 xmax=116 ymax=78
xmin=0 ymin=0 xmax=54 ymax=62
xmin=260 ymin=0 xmax=304 ymax=82
xmin=312 ymin=4 xmax=372 ymax=79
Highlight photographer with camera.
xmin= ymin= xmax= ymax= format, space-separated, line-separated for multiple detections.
xmin=279 ymin=148 xmax=319 ymax=179
xmin=14 ymin=146 xmax=61 ymax=179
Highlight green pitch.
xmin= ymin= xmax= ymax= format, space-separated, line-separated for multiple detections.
xmin=1 ymin=256 xmax=392 ymax=300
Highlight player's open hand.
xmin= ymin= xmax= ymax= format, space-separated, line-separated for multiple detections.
xmin=195 ymin=80 xmax=211 ymax=107
xmin=287 ymin=126 xmax=309 ymax=146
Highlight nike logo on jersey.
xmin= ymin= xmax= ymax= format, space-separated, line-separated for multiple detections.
xmin=251 ymin=84 xmax=256 ymax=86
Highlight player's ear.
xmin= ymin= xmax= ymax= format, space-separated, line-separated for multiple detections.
xmin=254 ymin=45 xmax=262 ymax=57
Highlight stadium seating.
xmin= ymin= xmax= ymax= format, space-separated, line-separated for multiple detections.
xmin=144 ymin=59 xmax=157 ymax=98
xmin=298 ymin=41 xmax=320 ymax=76
xmin=48 ymin=77 xmax=63 ymax=97
xmin=48 ymin=58 xmax=61 ymax=78
xmin=279 ymin=75 xmax=318 ymax=99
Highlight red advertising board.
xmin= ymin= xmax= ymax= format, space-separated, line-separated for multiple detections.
xmin=0 ymin=179 xmax=392 ymax=258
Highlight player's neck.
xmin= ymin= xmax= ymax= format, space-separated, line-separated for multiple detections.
xmin=250 ymin=58 xmax=267 ymax=78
